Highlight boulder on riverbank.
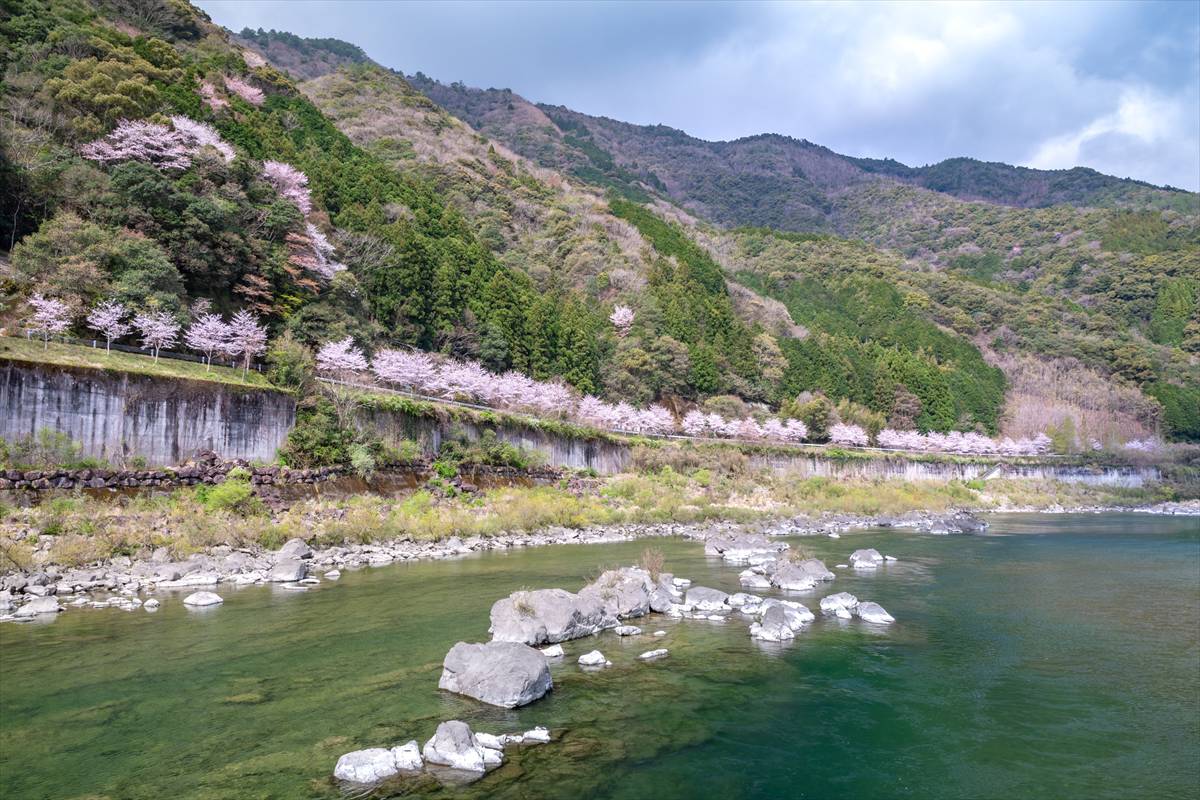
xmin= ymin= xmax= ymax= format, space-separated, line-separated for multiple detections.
xmin=268 ymin=559 xmax=307 ymax=582
xmin=422 ymin=721 xmax=503 ymax=772
xmin=438 ymin=641 xmax=552 ymax=708
xmin=13 ymin=596 xmax=61 ymax=617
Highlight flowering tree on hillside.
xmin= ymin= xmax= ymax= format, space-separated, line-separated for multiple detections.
xmin=223 ymin=75 xmax=264 ymax=106
xmin=682 ymin=410 xmax=709 ymax=437
xmin=372 ymin=349 xmax=438 ymax=393
xmin=170 ymin=116 xmax=235 ymax=163
xmin=226 ymin=310 xmax=267 ymax=377
xmin=783 ymin=419 xmax=808 ymax=442
xmin=81 ymin=119 xmax=192 ymax=170
xmin=316 ymin=338 xmax=368 ymax=378
xmin=609 ymin=305 xmax=634 ymax=337
xmin=185 ymin=313 xmax=230 ymax=370
xmin=199 ymin=81 xmax=228 ymax=111
xmin=262 ymin=161 xmax=313 ymax=215
xmin=86 ymin=300 xmax=130 ymax=352
xmin=133 ymin=311 xmax=180 ymax=362
xmin=27 ymin=294 xmax=72 ymax=348
xmin=829 ymin=422 xmax=869 ymax=447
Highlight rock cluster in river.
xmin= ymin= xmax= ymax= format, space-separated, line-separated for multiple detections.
xmin=334 ymin=719 xmax=552 ymax=786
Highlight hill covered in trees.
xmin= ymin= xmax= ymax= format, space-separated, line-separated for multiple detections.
xmin=2 ymin=6 xmax=1197 ymax=446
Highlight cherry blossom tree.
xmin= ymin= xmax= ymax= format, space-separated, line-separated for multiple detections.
xmin=316 ymin=338 xmax=368 ymax=378
xmin=372 ymin=349 xmax=438 ymax=393
xmin=81 ymin=120 xmax=191 ymax=170
xmin=133 ymin=311 xmax=180 ymax=362
xmin=27 ymin=294 xmax=72 ymax=348
xmin=305 ymin=223 xmax=346 ymax=280
xmin=226 ymin=310 xmax=267 ymax=376
xmin=199 ymin=81 xmax=228 ymax=111
xmin=185 ymin=312 xmax=229 ymax=369
xmin=262 ymin=161 xmax=313 ymax=215
xmin=86 ymin=300 xmax=131 ymax=352
xmin=829 ymin=423 xmax=869 ymax=447
xmin=762 ymin=418 xmax=787 ymax=441
xmin=609 ymin=305 xmax=634 ymax=337
xmin=682 ymin=409 xmax=709 ymax=437
xmin=223 ymin=75 xmax=264 ymax=106
xmin=170 ymin=116 xmax=235 ymax=163
xmin=783 ymin=419 xmax=809 ymax=443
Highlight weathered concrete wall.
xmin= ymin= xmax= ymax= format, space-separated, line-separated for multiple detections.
xmin=359 ymin=407 xmax=632 ymax=474
xmin=0 ymin=358 xmax=1164 ymax=486
xmin=0 ymin=360 xmax=295 ymax=467
xmin=746 ymin=453 xmax=1159 ymax=487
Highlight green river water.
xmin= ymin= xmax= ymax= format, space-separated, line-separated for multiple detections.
xmin=1 ymin=513 xmax=1198 ymax=799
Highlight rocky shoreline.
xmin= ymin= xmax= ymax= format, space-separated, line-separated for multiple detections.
xmin=2 ymin=501 xmax=1196 ymax=621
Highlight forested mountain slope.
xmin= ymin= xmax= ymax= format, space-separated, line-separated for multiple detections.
xmin=2 ymin=8 xmax=1196 ymax=447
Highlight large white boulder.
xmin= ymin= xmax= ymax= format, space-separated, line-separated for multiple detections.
xmin=423 ymin=721 xmax=500 ymax=772
xmin=489 ymin=588 xmax=615 ymax=645
xmin=819 ymin=592 xmax=860 ymax=615
xmin=750 ymin=605 xmax=796 ymax=642
xmin=333 ymin=742 xmax=420 ymax=783
xmin=770 ymin=564 xmax=818 ymax=591
xmin=850 ymin=549 xmax=885 ymax=569
xmin=438 ymin=641 xmax=552 ymax=708
xmin=182 ymin=591 xmax=223 ymax=607
xmin=269 ymin=559 xmax=307 ymax=583
xmin=578 ymin=650 xmax=610 ymax=667
xmin=855 ymin=601 xmax=895 ymax=624
xmin=685 ymin=586 xmax=729 ymax=612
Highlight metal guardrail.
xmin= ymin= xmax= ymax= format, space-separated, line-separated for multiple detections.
xmin=315 ymin=376 xmax=1061 ymax=460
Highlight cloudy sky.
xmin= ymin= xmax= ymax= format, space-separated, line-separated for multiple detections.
xmin=198 ymin=0 xmax=1200 ymax=190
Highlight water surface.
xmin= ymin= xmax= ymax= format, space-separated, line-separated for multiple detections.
xmin=1 ymin=514 xmax=1197 ymax=799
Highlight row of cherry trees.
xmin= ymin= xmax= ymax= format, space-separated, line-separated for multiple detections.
xmin=313 ymin=337 xmax=1075 ymax=454
xmin=24 ymin=295 xmax=266 ymax=374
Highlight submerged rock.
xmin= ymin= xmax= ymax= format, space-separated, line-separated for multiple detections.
xmin=423 ymin=721 xmax=501 ymax=772
xmin=182 ymin=591 xmax=223 ymax=607
xmin=438 ymin=641 xmax=552 ymax=708
xmin=638 ymin=648 xmax=669 ymax=661
xmin=614 ymin=625 xmax=642 ymax=636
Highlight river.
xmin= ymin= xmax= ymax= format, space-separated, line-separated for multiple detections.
xmin=1 ymin=513 xmax=1197 ymax=799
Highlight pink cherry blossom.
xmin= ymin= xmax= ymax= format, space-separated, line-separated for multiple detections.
xmin=223 ymin=75 xmax=264 ymax=106
xmin=226 ymin=310 xmax=268 ymax=375
xmin=86 ymin=300 xmax=130 ymax=352
xmin=27 ymin=293 xmax=72 ymax=348
xmin=316 ymin=337 xmax=368 ymax=376
xmin=185 ymin=312 xmax=230 ymax=369
xmin=829 ymin=423 xmax=869 ymax=447
xmin=81 ymin=119 xmax=192 ymax=170
xmin=609 ymin=305 xmax=634 ymax=337
xmin=133 ymin=311 xmax=180 ymax=362
xmin=262 ymin=161 xmax=313 ymax=215
xmin=170 ymin=116 xmax=235 ymax=163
